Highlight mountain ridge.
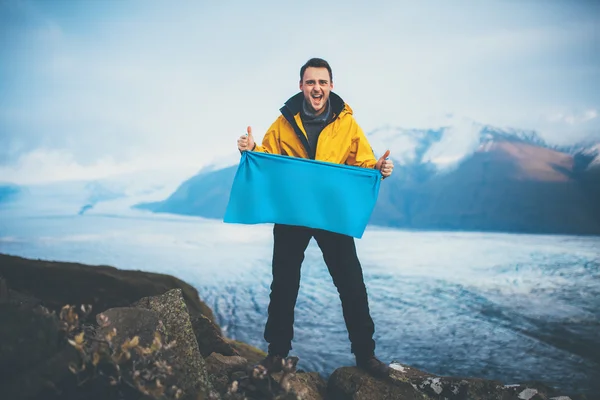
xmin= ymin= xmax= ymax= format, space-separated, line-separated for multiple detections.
xmin=133 ymin=122 xmax=600 ymax=235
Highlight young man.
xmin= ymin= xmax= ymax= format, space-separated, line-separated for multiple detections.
xmin=236 ymin=58 xmax=394 ymax=378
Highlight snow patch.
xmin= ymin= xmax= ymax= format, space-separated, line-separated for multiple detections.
xmin=422 ymin=377 xmax=443 ymax=395
xmin=587 ymin=144 xmax=600 ymax=168
xmin=366 ymin=126 xmax=431 ymax=165
xmin=389 ymin=363 xmax=406 ymax=372
xmin=518 ymin=388 xmax=538 ymax=400
xmin=423 ymin=117 xmax=482 ymax=171
xmin=0 ymin=148 xmax=201 ymax=185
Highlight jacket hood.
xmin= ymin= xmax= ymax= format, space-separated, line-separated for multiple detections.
xmin=282 ymin=92 xmax=347 ymax=119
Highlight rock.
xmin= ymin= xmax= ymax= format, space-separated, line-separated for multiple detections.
xmin=0 ymin=275 xmax=8 ymax=301
xmin=5 ymin=289 xmax=43 ymax=308
xmin=0 ymin=253 xmax=217 ymax=326
xmin=223 ymin=356 xmax=325 ymax=400
xmin=132 ymin=288 xmax=213 ymax=399
xmin=231 ymin=370 xmax=247 ymax=382
xmin=96 ymin=307 xmax=161 ymax=348
xmin=134 ymin=290 xmax=236 ymax=361
xmin=2 ymin=289 xmax=215 ymax=400
xmin=225 ymin=339 xmax=267 ymax=366
xmin=328 ymin=363 xmax=567 ymax=400
xmin=2 ymin=345 xmax=82 ymax=400
xmin=190 ymin=314 xmax=238 ymax=357
xmin=205 ymin=353 xmax=248 ymax=394
xmin=0 ymin=254 xmax=581 ymax=400
xmin=0 ymin=278 xmax=43 ymax=308
xmin=328 ymin=367 xmax=421 ymax=399
xmin=0 ymin=304 xmax=61 ymax=381
xmin=272 ymin=371 xmax=327 ymax=400
xmin=395 ymin=366 xmax=564 ymax=399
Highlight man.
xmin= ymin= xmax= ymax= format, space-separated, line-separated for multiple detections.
xmin=236 ymin=58 xmax=394 ymax=378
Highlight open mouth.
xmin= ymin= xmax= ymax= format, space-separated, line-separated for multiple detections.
xmin=311 ymin=93 xmax=323 ymax=103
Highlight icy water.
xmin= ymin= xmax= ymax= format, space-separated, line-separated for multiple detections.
xmin=1 ymin=210 xmax=599 ymax=396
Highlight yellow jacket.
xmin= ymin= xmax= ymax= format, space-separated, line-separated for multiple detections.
xmin=253 ymin=92 xmax=377 ymax=169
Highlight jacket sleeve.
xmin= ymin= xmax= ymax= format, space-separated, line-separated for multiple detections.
xmin=346 ymin=119 xmax=378 ymax=168
xmin=253 ymin=118 xmax=282 ymax=154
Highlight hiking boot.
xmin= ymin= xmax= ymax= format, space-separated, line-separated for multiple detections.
xmin=356 ymin=354 xmax=390 ymax=379
xmin=257 ymin=353 xmax=285 ymax=373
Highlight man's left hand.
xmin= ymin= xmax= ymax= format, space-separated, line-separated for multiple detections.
xmin=375 ymin=150 xmax=394 ymax=178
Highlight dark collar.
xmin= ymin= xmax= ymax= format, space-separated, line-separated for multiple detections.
xmin=282 ymin=92 xmax=345 ymax=119
xmin=278 ymin=92 xmax=346 ymax=159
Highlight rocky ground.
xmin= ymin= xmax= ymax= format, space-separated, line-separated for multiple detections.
xmin=0 ymin=253 xmax=585 ymax=399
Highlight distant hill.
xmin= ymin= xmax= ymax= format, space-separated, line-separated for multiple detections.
xmin=133 ymin=123 xmax=600 ymax=235
xmin=370 ymin=139 xmax=600 ymax=234
xmin=134 ymin=166 xmax=238 ymax=219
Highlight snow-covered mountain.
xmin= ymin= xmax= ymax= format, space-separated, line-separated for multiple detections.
xmin=556 ymin=142 xmax=600 ymax=171
xmin=366 ymin=120 xmax=599 ymax=174
xmin=196 ymin=118 xmax=599 ymax=177
xmin=138 ymin=120 xmax=600 ymax=235
xmin=4 ymin=118 xmax=598 ymax=234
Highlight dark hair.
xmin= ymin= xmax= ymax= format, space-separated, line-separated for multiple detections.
xmin=300 ymin=58 xmax=333 ymax=82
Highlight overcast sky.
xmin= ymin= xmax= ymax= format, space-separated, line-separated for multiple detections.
xmin=1 ymin=0 xmax=599 ymax=183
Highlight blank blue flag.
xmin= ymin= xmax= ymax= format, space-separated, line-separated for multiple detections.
xmin=223 ymin=151 xmax=382 ymax=238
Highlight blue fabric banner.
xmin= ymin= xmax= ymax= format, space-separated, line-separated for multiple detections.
xmin=223 ymin=151 xmax=382 ymax=238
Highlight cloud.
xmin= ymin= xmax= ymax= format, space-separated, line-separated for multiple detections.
xmin=533 ymin=108 xmax=600 ymax=145
xmin=547 ymin=109 xmax=598 ymax=125
xmin=0 ymin=149 xmax=199 ymax=185
xmin=1 ymin=0 xmax=598 ymax=182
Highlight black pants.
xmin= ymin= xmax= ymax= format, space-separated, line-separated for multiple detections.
xmin=264 ymin=223 xmax=376 ymax=358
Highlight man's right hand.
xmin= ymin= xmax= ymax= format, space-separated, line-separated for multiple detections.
xmin=237 ymin=126 xmax=255 ymax=152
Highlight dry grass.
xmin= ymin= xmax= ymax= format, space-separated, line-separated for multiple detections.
xmin=57 ymin=304 xmax=182 ymax=399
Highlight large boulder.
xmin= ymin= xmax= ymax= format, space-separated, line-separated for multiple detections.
xmin=214 ymin=355 xmax=327 ymax=400
xmin=272 ymin=371 xmax=327 ymax=400
xmin=328 ymin=363 xmax=569 ymax=400
xmin=0 ymin=304 xmax=61 ymax=382
xmin=327 ymin=367 xmax=420 ymax=399
xmin=131 ymin=288 xmax=213 ymax=399
xmin=205 ymin=353 xmax=248 ymax=394
xmin=1 ymin=288 xmax=216 ymax=400
xmin=1 ymin=342 xmax=81 ymax=400
xmin=97 ymin=307 xmax=162 ymax=347
xmin=189 ymin=313 xmax=238 ymax=358
xmin=0 ymin=275 xmax=42 ymax=309
xmin=0 ymin=286 xmax=82 ymax=400
xmin=0 ymin=275 xmax=9 ymax=301
xmin=225 ymin=339 xmax=266 ymax=366
xmin=205 ymin=354 xmax=328 ymax=399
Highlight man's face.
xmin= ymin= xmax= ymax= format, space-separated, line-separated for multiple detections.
xmin=300 ymin=67 xmax=333 ymax=115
